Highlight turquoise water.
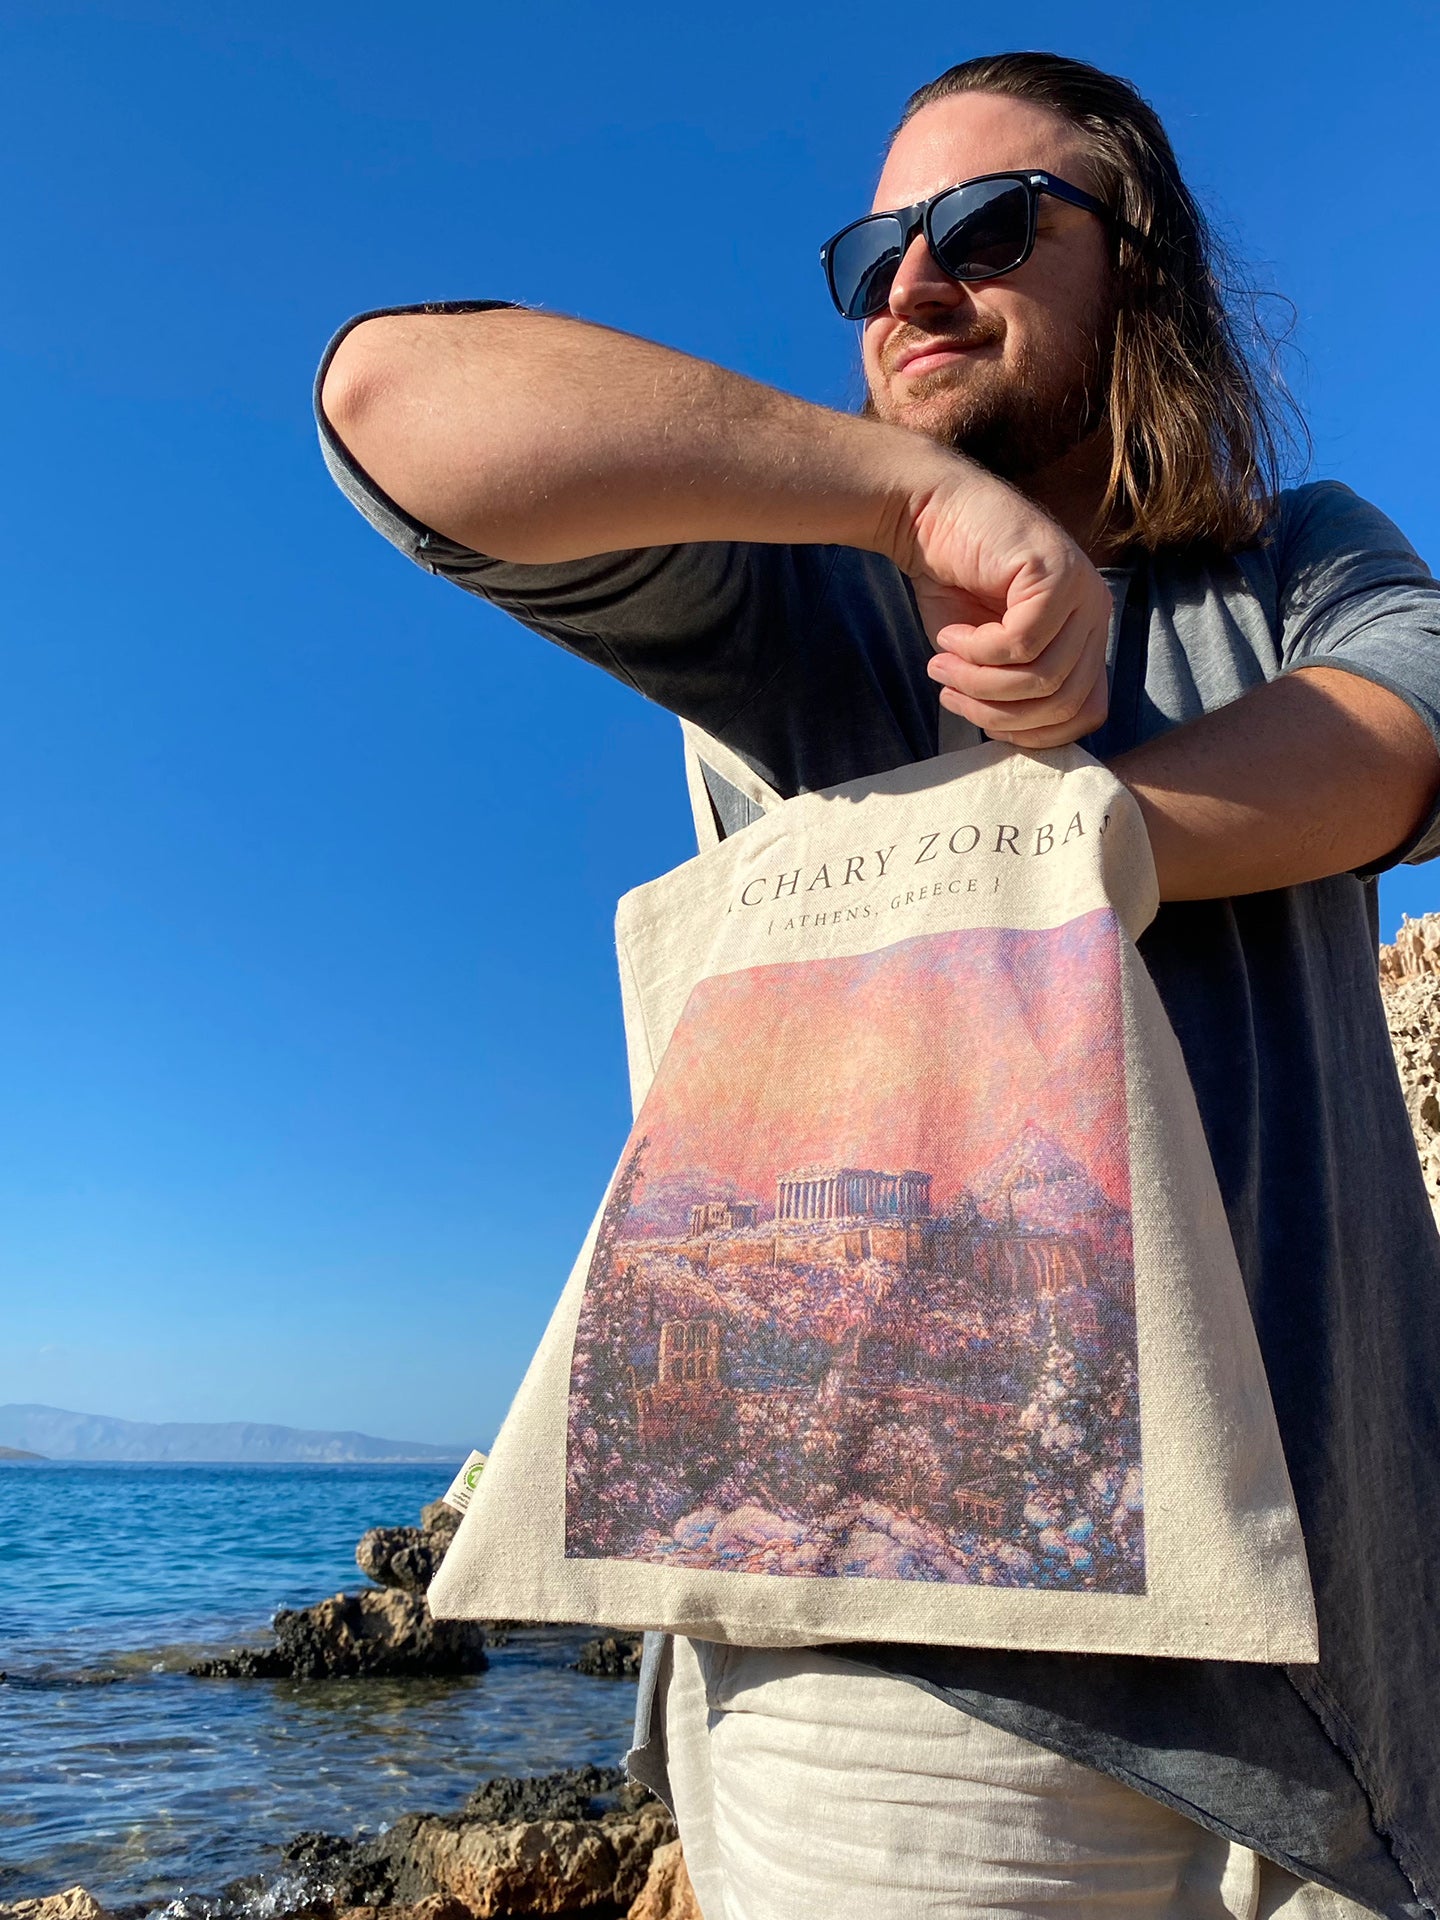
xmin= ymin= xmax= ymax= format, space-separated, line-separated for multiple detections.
xmin=0 ymin=1464 xmax=636 ymax=1909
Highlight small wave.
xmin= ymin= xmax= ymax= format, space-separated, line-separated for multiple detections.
xmin=0 ymin=1641 xmax=238 ymax=1687
xmin=145 ymin=1871 xmax=325 ymax=1920
xmin=0 ymin=1665 xmax=125 ymax=1690
xmin=114 ymin=1644 xmax=249 ymax=1677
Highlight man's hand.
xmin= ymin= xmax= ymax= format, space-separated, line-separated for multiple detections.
xmin=895 ymin=472 xmax=1113 ymax=748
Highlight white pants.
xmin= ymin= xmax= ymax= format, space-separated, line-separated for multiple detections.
xmin=658 ymin=1638 xmax=1379 ymax=1920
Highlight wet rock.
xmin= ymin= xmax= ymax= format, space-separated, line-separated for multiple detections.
xmin=625 ymin=1841 xmax=701 ymax=1920
xmin=0 ymin=1892 xmax=110 ymax=1920
xmin=463 ymin=1764 xmax=627 ymax=1825
xmin=573 ymin=1635 xmax=644 ymax=1679
xmin=372 ymin=1798 xmax=675 ymax=1916
xmin=280 ymin=1773 xmax=673 ymax=1917
xmin=355 ymin=1526 xmax=442 ymax=1595
xmin=282 ymin=1829 xmax=366 ymax=1879
xmin=189 ymin=1589 xmax=488 ymax=1679
xmin=280 ymin=1830 xmax=389 ymax=1910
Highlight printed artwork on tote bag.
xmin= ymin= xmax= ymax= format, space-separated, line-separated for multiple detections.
xmin=565 ymin=905 xmax=1144 ymax=1595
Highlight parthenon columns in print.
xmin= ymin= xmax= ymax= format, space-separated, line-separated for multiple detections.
xmin=774 ymin=1167 xmax=932 ymax=1224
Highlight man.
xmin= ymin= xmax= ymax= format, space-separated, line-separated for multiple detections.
xmin=316 ymin=51 xmax=1440 ymax=1920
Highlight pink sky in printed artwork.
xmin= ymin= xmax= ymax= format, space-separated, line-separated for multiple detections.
xmin=631 ymin=909 xmax=1131 ymax=1216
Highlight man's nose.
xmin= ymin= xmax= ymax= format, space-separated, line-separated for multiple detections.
xmin=885 ymin=230 xmax=966 ymax=322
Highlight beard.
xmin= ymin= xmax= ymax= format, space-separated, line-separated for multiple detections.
xmin=866 ymin=305 xmax=1114 ymax=486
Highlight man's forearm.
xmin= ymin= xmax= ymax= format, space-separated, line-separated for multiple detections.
xmin=321 ymin=307 xmax=1136 ymax=748
xmin=1112 ymin=666 xmax=1439 ymax=901
xmin=320 ymin=307 xmax=964 ymax=564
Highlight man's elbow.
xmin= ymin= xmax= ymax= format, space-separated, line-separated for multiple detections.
xmin=319 ymin=321 xmax=396 ymax=456
xmin=318 ymin=317 xmax=468 ymax=538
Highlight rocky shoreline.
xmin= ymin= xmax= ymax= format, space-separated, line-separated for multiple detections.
xmin=0 ymin=1762 xmax=696 ymax=1920
xmin=187 ymin=1500 xmax=495 ymax=1681
xmin=180 ymin=1493 xmax=642 ymax=1690
xmin=275 ymin=1764 xmax=683 ymax=1919
xmin=2 ymin=1488 xmax=676 ymax=1920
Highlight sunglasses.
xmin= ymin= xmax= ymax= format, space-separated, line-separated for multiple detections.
xmin=820 ymin=170 xmax=1110 ymax=322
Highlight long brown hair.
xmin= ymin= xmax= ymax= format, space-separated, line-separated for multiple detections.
xmin=896 ymin=53 xmax=1305 ymax=553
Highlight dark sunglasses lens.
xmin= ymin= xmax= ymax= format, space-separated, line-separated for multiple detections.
xmin=828 ymin=216 xmax=905 ymax=319
xmin=930 ymin=178 xmax=1032 ymax=279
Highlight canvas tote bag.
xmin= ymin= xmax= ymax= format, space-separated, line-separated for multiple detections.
xmin=429 ymin=728 xmax=1316 ymax=1663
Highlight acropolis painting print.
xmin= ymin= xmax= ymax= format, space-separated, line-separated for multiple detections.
xmin=565 ymin=909 xmax=1144 ymax=1592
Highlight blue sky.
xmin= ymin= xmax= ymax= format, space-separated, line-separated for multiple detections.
xmin=3 ymin=0 xmax=1437 ymax=1446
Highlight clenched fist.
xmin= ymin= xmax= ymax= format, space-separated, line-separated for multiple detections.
xmin=895 ymin=468 xmax=1114 ymax=749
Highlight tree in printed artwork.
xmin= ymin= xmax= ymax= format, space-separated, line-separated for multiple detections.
xmin=858 ymin=1421 xmax=945 ymax=1522
xmin=565 ymin=1135 xmax=652 ymax=1551
xmin=564 ymin=911 xmax=1146 ymax=1592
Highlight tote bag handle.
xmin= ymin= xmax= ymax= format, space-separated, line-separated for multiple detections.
xmin=680 ymin=720 xmax=785 ymax=852
xmin=681 ymin=705 xmax=982 ymax=853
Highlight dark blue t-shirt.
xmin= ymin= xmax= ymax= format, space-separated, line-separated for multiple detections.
xmin=317 ymin=309 xmax=1440 ymax=1918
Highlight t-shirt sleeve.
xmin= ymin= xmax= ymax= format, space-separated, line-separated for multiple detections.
xmin=1274 ymin=480 xmax=1440 ymax=870
xmin=313 ymin=304 xmax=843 ymax=776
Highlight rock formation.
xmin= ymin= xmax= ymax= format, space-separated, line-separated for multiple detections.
xmin=626 ymin=1842 xmax=702 ymax=1920
xmin=330 ymin=1899 xmax=470 ymax=1920
xmin=189 ymin=1588 xmax=488 ymax=1680
xmin=1381 ymin=911 xmax=1440 ymax=985
xmin=461 ymin=1766 xmax=630 ymax=1826
xmin=1380 ymin=913 xmax=1440 ymax=1223
xmin=191 ymin=1493 xmax=487 ymax=1679
xmin=0 ymin=1892 xmax=109 ymax=1920
xmin=345 ymin=1798 xmax=671 ymax=1916
xmin=356 ymin=1527 xmax=446 ymax=1595
xmin=0 ymin=1775 xmax=699 ymax=1920
xmin=574 ymin=1634 xmax=645 ymax=1679
xmin=280 ymin=1766 xmax=679 ymax=1917
xmin=421 ymin=1500 xmax=463 ymax=1541
xmin=355 ymin=1501 xmax=462 ymax=1595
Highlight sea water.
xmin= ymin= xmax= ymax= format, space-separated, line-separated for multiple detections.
xmin=0 ymin=1464 xmax=636 ymax=1909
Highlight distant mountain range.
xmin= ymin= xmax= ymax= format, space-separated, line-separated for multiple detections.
xmin=0 ymin=1404 xmax=464 ymax=1464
